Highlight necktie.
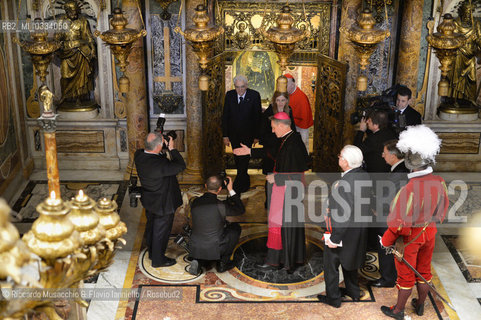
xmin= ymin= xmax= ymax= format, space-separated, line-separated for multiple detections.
xmin=239 ymin=96 xmax=244 ymax=104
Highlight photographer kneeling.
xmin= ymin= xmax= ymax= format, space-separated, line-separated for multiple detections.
xmin=188 ymin=175 xmax=245 ymax=275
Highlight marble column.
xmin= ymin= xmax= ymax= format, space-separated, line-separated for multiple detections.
xmin=337 ymin=0 xmax=362 ymax=144
xmin=396 ymin=0 xmax=424 ymax=100
xmin=182 ymin=0 xmax=204 ymax=184
xmin=123 ymin=0 xmax=148 ymax=175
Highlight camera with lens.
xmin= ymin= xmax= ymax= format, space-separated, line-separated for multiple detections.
xmin=218 ymin=171 xmax=229 ymax=189
xmin=128 ymin=176 xmax=142 ymax=207
xmin=174 ymin=224 xmax=192 ymax=252
xmin=155 ymin=113 xmax=177 ymax=146
xmin=350 ymin=84 xmax=407 ymax=133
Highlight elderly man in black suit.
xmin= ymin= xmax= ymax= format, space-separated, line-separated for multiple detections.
xmin=188 ymin=175 xmax=245 ymax=275
xmin=395 ymin=86 xmax=422 ymax=129
xmin=370 ymin=139 xmax=410 ymax=288
xmin=134 ymin=132 xmax=186 ymax=268
xmin=318 ymin=145 xmax=371 ymax=308
xmin=222 ymin=75 xmax=262 ymax=193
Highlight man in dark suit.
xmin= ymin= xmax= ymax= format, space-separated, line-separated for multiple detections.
xmin=395 ymin=86 xmax=422 ymax=128
xmin=222 ymin=75 xmax=262 ymax=193
xmin=370 ymin=140 xmax=409 ymax=288
xmin=188 ymin=175 xmax=245 ymax=275
xmin=318 ymin=145 xmax=371 ymax=308
xmin=354 ymin=110 xmax=398 ymax=173
xmin=134 ymin=132 xmax=186 ymax=268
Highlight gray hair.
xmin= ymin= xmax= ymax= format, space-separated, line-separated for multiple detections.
xmin=206 ymin=175 xmax=222 ymax=191
xmin=384 ymin=139 xmax=404 ymax=159
xmin=144 ymin=132 xmax=163 ymax=151
xmin=341 ymin=145 xmax=363 ymax=169
xmin=233 ymin=75 xmax=248 ymax=86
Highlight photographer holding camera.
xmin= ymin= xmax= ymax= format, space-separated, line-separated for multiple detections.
xmin=188 ymin=175 xmax=245 ymax=275
xmin=134 ymin=131 xmax=186 ymax=268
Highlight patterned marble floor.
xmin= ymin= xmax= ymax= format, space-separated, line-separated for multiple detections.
xmin=7 ymin=170 xmax=481 ymax=320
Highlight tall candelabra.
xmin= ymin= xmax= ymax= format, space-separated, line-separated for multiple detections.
xmin=0 ymin=93 xmax=127 ymax=319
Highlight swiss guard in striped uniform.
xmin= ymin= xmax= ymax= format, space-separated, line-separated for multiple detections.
xmin=380 ymin=125 xmax=449 ymax=319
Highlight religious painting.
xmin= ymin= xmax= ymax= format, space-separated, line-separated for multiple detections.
xmin=232 ymin=51 xmax=281 ymax=102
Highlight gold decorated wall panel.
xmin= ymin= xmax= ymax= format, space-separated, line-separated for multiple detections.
xmin=313 ymin=54 xmax=347 ymax=172
xmin=202 ymin=54 xmax=226 ymax=178
xmin=216 ymin=1 xmax=332 ymax=55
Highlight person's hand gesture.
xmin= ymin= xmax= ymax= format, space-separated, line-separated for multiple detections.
xmin=233 ymin=143 xmax=251 ymax=156
xmin=167 ymin=136 xmax=175 ymax=150
xmin=359 ymin=117 xmax=367 ymax=132
xmin=266 ymin=174 xmax=275 ymax=184
xmin=226 ymin=176 xmax=233 ymax=191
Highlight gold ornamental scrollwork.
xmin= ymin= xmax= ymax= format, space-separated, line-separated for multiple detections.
xmin=313 ymin=54 xmax=348 ymax=172
xmin=216 ymin=1 xmax=331 ymax=55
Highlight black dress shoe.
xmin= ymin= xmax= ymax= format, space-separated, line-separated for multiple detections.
xmin=188 ymin=259 xmax=200 ymax=275
xmin=216 ymin=260 xmax=236 ymax=273
xmin=340 ymin=288 xmax=364 ymax=301
xmin=370 ymin=279 xmax=396 ymax=288
xmin=380 ymin=306 xmax=404 ymax=320
xmin=317 ymin=294 xmax=341 ymax=308
xmin=152 ymin=257 xmax=176 ymax=268
xmin=411 ymin=298 xmax=424 ymax=316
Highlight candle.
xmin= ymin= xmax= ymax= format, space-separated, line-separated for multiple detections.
xmin=46 ymin=191 xmax=61 ymax=206
xmin=75 ymin=190 xmax=88 ymax=202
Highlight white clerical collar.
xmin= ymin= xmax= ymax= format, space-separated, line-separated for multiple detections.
xmin=391 ymin=159 xmax=405 ymax=172
xmin=408 ymin=166 xmax=433 ymax=179
xmin=144 ymin=150 xmax=159 ymax=155
xmin=281 ymin=130 xmax=293 ymax=138
xmin=341 ymin=168 xmax=354 ymax=177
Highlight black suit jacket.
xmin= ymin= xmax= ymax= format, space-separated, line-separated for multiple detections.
xmin=401 ymin=106 xmax=422 ymax=127
xmin=327 ymin=167 xmax=371 ymax=270
xmin=189 ymin=192 xmax=245 ymax=260
xmin=222 ymin=88 xmax=262 ymax=148
xmin=354 ymin=128 xmax=397 ymax=173
xmin=375 ymin=160 xmax=409 ymax=222
xmin=134 ymin=149 xmax=186 ymax=216
xmin=259 ymin=105 xmax=297 ymax=174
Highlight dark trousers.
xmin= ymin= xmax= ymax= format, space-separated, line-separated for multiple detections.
xmin=233 ymin=154 xmax=250 ymax=193
xmin=219 ymin=222 xmax=242 ymax=262
xmin=369 ymin=227 xmax=397 ymax=284
xmin=324 ymin=247 xmax=360 ymax=303
xmin=144 ymin=211 xmax=175 ymax=267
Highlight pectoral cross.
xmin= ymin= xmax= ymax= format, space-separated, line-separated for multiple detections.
xmin=154 ymin=27 xmax=182 ymax=91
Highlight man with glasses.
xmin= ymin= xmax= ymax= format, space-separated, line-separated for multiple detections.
xmin=222 ymin=75 xmax=262 ymax=193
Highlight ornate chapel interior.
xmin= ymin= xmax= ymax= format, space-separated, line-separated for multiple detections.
xmin=1 ymin=0 xmax=481 ymax=319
